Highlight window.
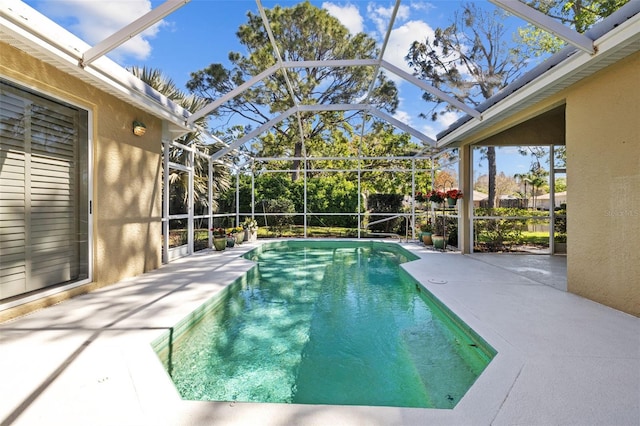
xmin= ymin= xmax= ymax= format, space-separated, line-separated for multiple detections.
xmin=0 ymin=80 xmax=90 ymax=300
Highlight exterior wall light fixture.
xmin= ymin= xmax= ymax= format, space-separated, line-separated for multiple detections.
xmin=133 ymin=120 xmax=147 ymax=136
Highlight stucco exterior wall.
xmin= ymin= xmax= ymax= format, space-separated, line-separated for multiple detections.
xmin=1 ymin=42 xmax=162 ymax=316
xmin=565 ymin=51 xmax=640 ymax=316
xmin=456 ymin=51 xmax=639 ymax=316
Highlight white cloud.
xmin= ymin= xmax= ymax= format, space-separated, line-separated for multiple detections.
xmin=409 ymin=1 xmax=438 ymax=15
xmin=417 ymin=110 xmax=461 ymax=139
xmin=37 ymin=0 xmax=161 ymax=61
xmin=419 ymin=123 xmax=438 ymax=140
xmin=500 ymin=146 xmax=524 ymax=155
xmin=381 ymin=20 xmax=435 ymax=84
xmin=392 ymin=110 xmax=413 ymax=127
xmin=322 ymin=2 xmax=364 ymax=35
xmin=439 ymin=111 xmax=461 ymax=128
xmin=367 ymin=3 xmax=410 ymax=35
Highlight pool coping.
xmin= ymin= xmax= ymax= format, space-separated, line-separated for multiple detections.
xmin=1 ymin=238 xmax=638 ymax=425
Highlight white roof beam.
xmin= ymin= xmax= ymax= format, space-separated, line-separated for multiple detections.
xmin=301 ymin=104 xmax=436 ymax=145
xmin=292 ymin=104 xmax=436 ymax=145
xmin=281 ymin=59 xmax=379 ymax=68
xmin=362 ymin=0 xmax=401 ymax=101
xmin=357 ymin=0 xmax=401 ymax=159
xmin=212 ymin=103 xmax=436 ymax=159
xmin=211 ymin=107 xmax=298 ymax=160
xmin=297 ymin=104 xmax=365 ymax=113
xmin=256 ymin=0 xmax=308 ymax=159
xmin=377 ymin=0 xmax=400 ymax=63
xmin=80 ymin=0 xmax=190 ymax=67
xmin=189 ymin=60 xmax=380 ymax=125
xmin=369 ymin=109 xmax=436 ymax=146
xmin=256 ymin=0 xmax=297 ymax=104
xmin=490 ymin=0 xmax=595 ymax=54
xmin=187 ymin=63 xmax=280 ymax=125
xmin=381 ymin=59 xmax=481 ymax=119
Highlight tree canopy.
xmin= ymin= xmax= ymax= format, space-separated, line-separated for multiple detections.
xmin=186 ymin=1 xmax=399 ymax=180
xmin=405 ymin=3 xmax=529 ymax=207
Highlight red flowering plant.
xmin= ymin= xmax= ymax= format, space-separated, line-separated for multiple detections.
xmin=414 ymin=191 xmax=427 ymax=202
xmin=427 ymin=190 xmax=446 ymax=203
xmin=446 ymin=189 xmax=463 ymax=200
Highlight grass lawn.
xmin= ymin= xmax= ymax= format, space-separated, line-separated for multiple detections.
xmin=520 ymin=231 xmax=550 ymax=245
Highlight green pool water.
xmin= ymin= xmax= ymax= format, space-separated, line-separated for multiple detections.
xmin=153 ymin=241 xmax=495 ymax=408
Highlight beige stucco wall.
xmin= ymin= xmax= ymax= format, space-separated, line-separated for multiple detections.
xmin=459 ymin=51 xmax=639 ymax=316
xmin=565 ymin=51 xmax=639 ymax=316
xmin=1 ymin=42 xmax=163 ymax=319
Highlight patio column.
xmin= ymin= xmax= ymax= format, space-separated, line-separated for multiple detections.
xmin=459 ymin=145 xmax=473 ymax=253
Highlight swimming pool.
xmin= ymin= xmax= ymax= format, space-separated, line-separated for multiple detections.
xmin=153 ymin=241 xmax=495 ymax=408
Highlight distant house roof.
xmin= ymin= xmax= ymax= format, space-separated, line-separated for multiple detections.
xmin=537 ymin=192 xmax=567 ymax=200
xmin=473 ymin=191 xmax=489 ymax=201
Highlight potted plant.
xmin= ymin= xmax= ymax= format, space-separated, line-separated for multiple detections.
xmin=432 ymin=216 xmax=446 ymax=250
xmin=226 ymin=231 xmax=236 ymax=248
xmin=445 ymin=189 xmax=463 ymax=207
xmin=427 ymin=190 xmax=446 ymax=208
xmin=432 ymin=234 xmax=446 ymax=250
xmin=419 ymin=220 xmax=433 ymax=245
xmin=242 ymin=217 xmax=258 ymax=241
xmin=231 ymin=226 xmax=244 ymax=245
xmin=211 ymin=228 xmax=226 ymax=251
xmin=554 ymin=233 xmax=567 ymax=254
xmin=414 ymin=191 xmax=427 ymax=209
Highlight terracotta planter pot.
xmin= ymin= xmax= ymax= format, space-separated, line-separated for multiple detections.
xmin=421 ymin=232 xmax=433 ymax=245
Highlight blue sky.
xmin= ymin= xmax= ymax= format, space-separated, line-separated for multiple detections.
xmin=23 ymin=0 xmax=541 ymax=178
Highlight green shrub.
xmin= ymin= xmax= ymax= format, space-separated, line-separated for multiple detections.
xmin=366 ymin=193 xmax=405 ymax=233
xmin=473 ymin=208 xmax=535 ymax=251
xmin=261 ymin=198 xmax=296 ymax=236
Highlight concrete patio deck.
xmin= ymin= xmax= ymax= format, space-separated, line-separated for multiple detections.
xmin=0 ymin=240 xmax=638 ymax=426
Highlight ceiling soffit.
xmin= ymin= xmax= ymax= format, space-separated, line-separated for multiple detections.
xmin=471 ymin=105 xmax=566 ymax=147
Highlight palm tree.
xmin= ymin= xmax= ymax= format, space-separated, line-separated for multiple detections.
xmin=130 ymin=66 xmax=231 ymax=212
xmin=514 ymin=169 xmax=547 ymax=210
xmin=514 ymin=172 xmax=532 ymax=208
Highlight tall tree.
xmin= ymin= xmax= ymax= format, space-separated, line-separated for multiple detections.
xmin=514 ymin=167 xmax=548 ymax=209
xmin=187 ymin=1 xmax=399 ymax=181
xmin=495 ymin=172 xmax=519 ymax=200
xmin=406 ymin=3 xmax=528 ymax=208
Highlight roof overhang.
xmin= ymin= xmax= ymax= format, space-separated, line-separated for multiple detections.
xmin=0 ymin=0 xmax=193 ymax=139
xmin=436 ymin=1 xmax=640 ymax=148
